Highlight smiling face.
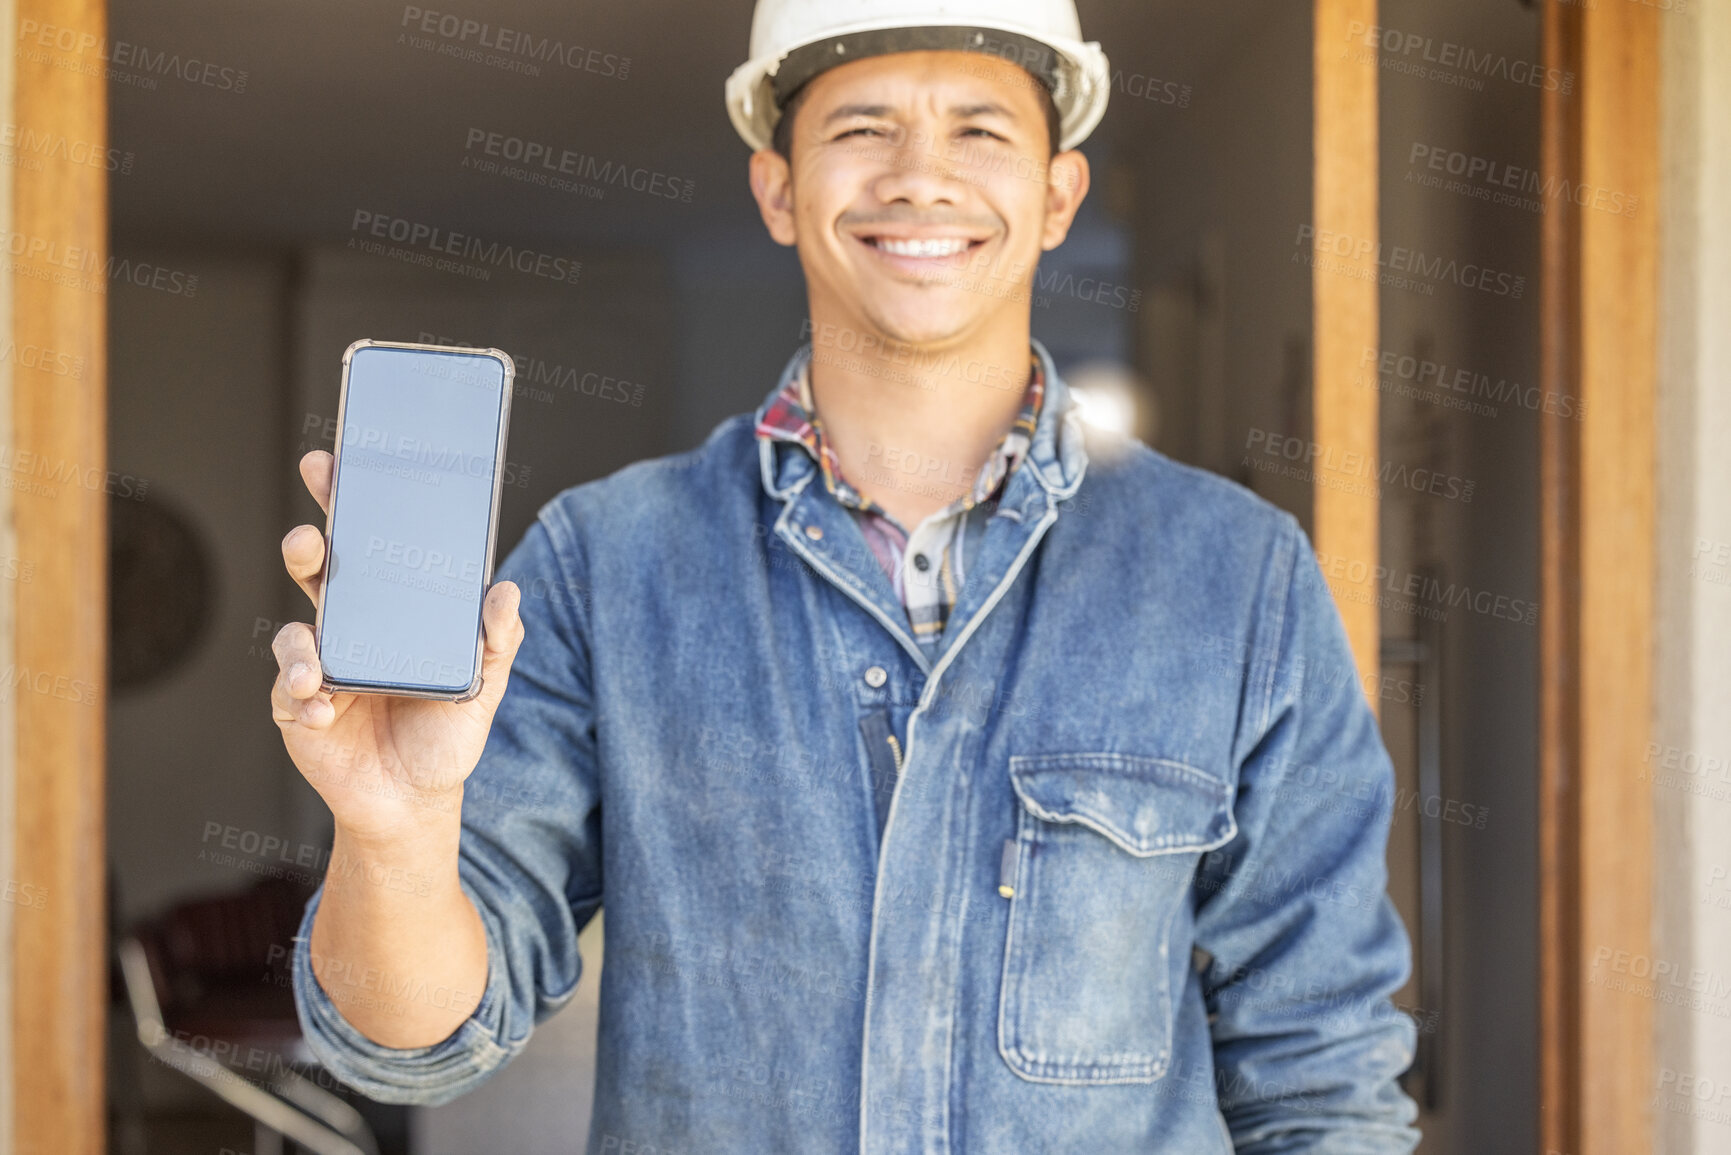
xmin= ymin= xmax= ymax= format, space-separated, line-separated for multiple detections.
xmin=748 ymin=49 xmax=1090 ymax=350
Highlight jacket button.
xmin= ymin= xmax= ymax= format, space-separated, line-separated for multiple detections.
xmin=912 ymin=552 xmax=930 ymax=571
xmin=864 ymin=665 xmax=887 ymax=688
xmin=804 ymin=525 xmax=823 ymax=540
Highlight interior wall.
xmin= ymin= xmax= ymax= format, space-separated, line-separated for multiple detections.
xmin=1123 ymin=2 xmax=1314 ymax=512
xmin=1376 ymin=3 xmax=1544 ymax=1151
xmin=667 ymin=233 xmax=807 ymax=452
xmin=106 ymin=252 xmax=293 ymax=926
xmin=1655 ymin=1 xmax=1731 ymax=1151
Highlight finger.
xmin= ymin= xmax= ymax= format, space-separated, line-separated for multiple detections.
xmin=300 ymin=450 xmax=334 ymax=518
xmin=271 ymin=623 xmax=335 ymax=727
xmin=272 ymin=621 xmax=318 ymax=674
xmin=282 ymin=524 xmax=327 ymax=607
xmin=272 ymin=671 xmax=335 ymax=728
xmin=469 ymin=581 xmax=525 ymax=716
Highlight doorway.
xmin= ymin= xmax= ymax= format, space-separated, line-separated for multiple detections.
xmin=0 ymin=0 xmax=1611 ymax=1151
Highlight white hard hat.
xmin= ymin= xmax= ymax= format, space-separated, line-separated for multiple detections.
xmin=725 ymin=0 xmax=1111 ymax=153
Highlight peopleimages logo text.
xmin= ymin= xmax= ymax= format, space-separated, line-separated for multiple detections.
xmin=399 ymin=6 xmax=629 ymax=79
xmin=1295 ymin=224 xmax=1525 ymax=299
xmin=1359 ymin=345 xmax=1584 ymax=420
xmin=17 ymin=19 xmax=250 ymax=92
xmin=1344 ymin=21 xmax=1573 ymax=94
xmin=1407 ymin=143 xmax=1638 ymax=218
xmin=0 ymin=122 xmax=134 ymax=174
xmin=1245 ymin=429 xmax=1475 ymax=503
xmin=463 ymin=129 xmax=694 ymax=202
xmin=349 ymin=210 xmax=581 ymax=286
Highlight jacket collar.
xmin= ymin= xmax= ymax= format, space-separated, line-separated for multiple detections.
xmin=755 ymin=335 xmax=1088 ymax=506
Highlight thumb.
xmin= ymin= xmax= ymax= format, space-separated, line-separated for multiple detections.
xmin=469 ymin=580 xmax=525 ymax=717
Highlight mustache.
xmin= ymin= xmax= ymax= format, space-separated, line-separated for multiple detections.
xmin=838 ymin=204 xmax=1002 ymax=234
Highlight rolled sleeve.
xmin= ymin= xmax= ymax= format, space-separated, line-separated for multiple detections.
xmin=291 ymin=875 xmax=513 ymax=1105
xmin=292 ymin=506 xmax=605 ymax=1106
xmin=1195 ymin=516 xmax=1421 ymax=1153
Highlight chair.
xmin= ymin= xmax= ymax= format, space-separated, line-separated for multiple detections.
xmin=117 ymin=876 xmax=380 ymax=1155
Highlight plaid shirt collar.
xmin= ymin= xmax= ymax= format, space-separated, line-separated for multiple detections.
xmin=754 ymin=346 xmax=1045 ymax=528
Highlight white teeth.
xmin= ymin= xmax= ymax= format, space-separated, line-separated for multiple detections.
xmin=872 ymin=236 xmax=971 ymax=258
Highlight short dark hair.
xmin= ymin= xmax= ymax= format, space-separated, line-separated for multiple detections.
xmin=770 ymin=63 xmax=1062 ymax=163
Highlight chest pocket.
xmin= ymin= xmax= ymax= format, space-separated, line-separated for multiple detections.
xmin=998 ymin=752 xmax=1237 ymax=1084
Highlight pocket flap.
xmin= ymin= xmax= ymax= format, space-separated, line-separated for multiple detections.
xmin=1008 ymin=753 xmax=1236 ymax=857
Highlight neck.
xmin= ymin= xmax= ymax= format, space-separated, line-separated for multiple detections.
xmin=803 ymin=307 xmax=1035 ymax=530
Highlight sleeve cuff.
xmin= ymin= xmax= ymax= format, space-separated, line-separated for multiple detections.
xmin=290 ymin=877 xmax=517 ymax=1106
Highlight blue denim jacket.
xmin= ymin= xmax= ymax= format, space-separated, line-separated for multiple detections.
xmin=294 ymin=338 xmax=1421 ymax=1153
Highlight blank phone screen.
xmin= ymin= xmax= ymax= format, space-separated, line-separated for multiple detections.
xmin=318 ymin=345 xmax=508 ymax=694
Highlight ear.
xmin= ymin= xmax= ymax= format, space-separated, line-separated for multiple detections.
xmin=1039 ymin=149 xmax=1091 ymax=251
xmin=749 ymin=148 xmax=799 ymax=247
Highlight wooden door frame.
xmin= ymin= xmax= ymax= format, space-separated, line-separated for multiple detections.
xmin=8 ymin=0 xmax=110 ymax=1151
xmin=1312 ymin=0 xmax=1381 ymax=698
xmin=1538 ymin=1 xmax=1660 ymax=1153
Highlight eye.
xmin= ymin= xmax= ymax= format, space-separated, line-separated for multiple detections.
xmin=834 ymin=126 xmax=886 ymax=140
xmin=959 ymin=127 xmax=1007 ymax=141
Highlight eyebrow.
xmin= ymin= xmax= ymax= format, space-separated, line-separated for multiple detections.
xmin=818 ymin=100 xmax=1021 ymax=128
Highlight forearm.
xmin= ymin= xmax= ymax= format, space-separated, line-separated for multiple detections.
xmin=306 ymin=811 xmax=489 ymax=1048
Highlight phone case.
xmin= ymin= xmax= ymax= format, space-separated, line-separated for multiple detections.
xmin=314 ymin=338 xmax=516 ymax=702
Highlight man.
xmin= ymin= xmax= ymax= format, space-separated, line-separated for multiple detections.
xmin=273 ymin=0 xmax=1421 ymax=1149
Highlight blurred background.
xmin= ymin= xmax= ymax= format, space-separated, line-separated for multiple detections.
xmin=85 ymin=0 xmax=1711 ymax=1152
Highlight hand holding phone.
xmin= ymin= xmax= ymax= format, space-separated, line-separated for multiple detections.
xmin=270 ymin=342 xmax=525 ymax=844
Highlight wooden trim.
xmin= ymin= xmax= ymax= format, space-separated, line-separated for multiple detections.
xmin=0 ymin=0 xmax=14 ymax=1143
xmin=10 ymin=0 xmax=108 ymax=1151
xmin=1312 ymin=0 xmax=1380 ymax=697
xmin=1538 ymin=2 xmax=1660 ymax=1152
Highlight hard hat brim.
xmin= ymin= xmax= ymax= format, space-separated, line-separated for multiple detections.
xmin=725 ymin=18 xmax=1109 ymax=154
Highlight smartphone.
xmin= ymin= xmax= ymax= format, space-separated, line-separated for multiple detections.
xmin=314 ymin=339 xmax=515 ymax=701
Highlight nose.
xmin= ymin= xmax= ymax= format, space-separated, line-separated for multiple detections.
xmin=866 ymin=125 xmax=970 ymax=207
